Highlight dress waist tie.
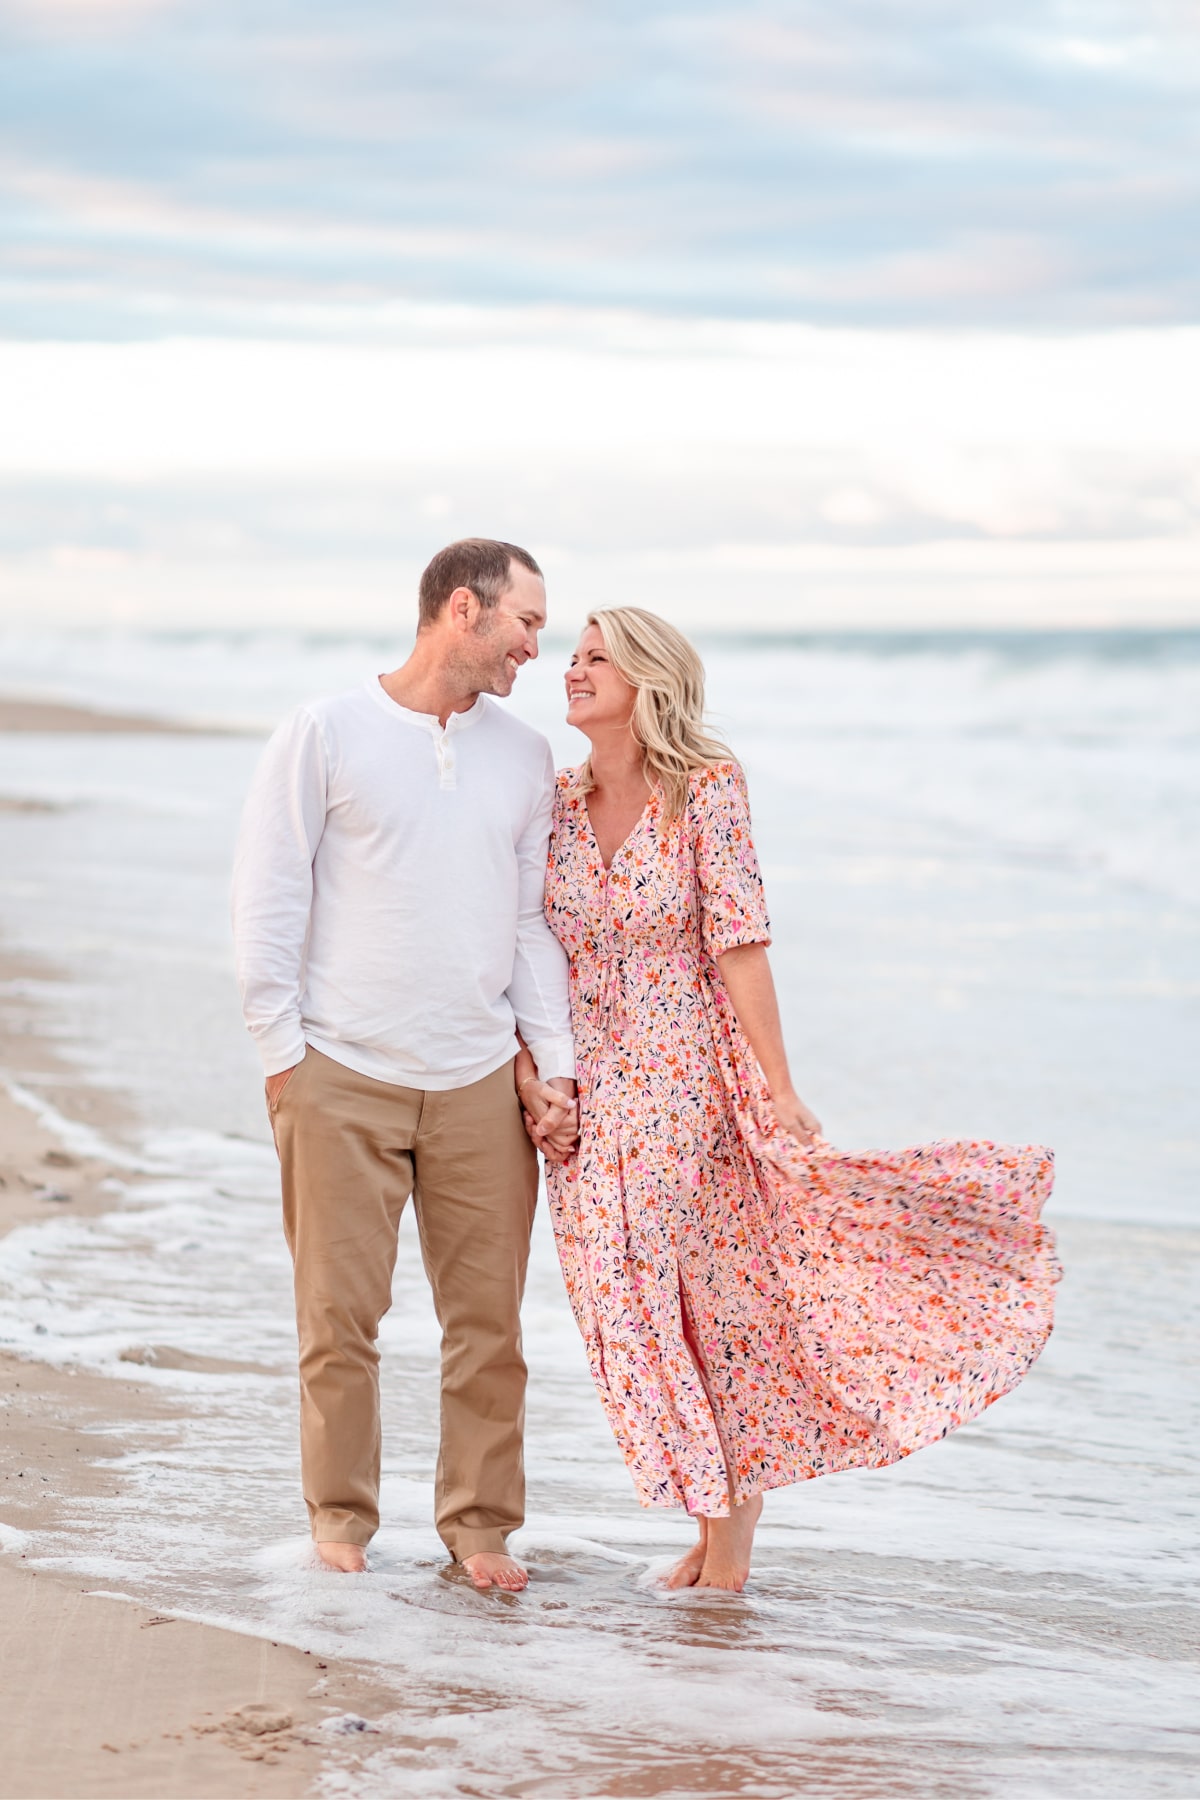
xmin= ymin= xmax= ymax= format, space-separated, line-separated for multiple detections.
xmin=595 ymin=950 xmax=627 ymax=1041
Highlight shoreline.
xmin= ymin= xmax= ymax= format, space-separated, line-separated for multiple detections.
xmin=0 ymin=696 xmax=244 ymax=735
xmin=0 ymin=954 xmax=393 ymax=1799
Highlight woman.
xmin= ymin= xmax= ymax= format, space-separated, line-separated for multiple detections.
xmin=515 ymin=608 xmax=1059 ymax=1592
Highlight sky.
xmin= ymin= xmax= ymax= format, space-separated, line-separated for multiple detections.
xmin=2 ymin=0 xmax=1199 ymax=630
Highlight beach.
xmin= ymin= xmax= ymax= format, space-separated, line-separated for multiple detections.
xmin=0 ymin=943 xmax=402 ymax=1800
xmin=0 ymin=634 xmax=1198 ymax=1799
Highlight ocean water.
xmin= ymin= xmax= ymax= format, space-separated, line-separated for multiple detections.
xmin=0 ymin=628 xmax=1197 ymax=1797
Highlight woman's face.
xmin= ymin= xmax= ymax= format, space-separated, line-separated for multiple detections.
xmin=565 ymin=624 xmax=637 ymax=740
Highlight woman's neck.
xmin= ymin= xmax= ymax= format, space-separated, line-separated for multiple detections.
xmin=587 ymin=730 xmax=649 ymax=798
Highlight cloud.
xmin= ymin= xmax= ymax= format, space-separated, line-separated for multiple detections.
xmin=1 ymin=324 xmax=1198 ymax=629
xmin=7 ymin=322 xmax=1200 ymax=474
xmin=2 ymin=3 xmax=1199 ymax=631
xmin=0 ymin=0 xmax=177 ymax=25
xmin=0 ymin=0 xmax=1197 ymax=333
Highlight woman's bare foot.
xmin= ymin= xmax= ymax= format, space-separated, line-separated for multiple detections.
xmin=316 ymin=1541 xmax=367 ymax=1573
xmin=461 ymin=1551 xmax=528 ymax=1592
xmin=663 ymin=1518 xmax=708 ymax=1589
xmin=695 ymin=1494 xmax=762 ymax=1592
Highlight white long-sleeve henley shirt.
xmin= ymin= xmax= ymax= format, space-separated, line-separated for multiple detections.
xmin=231 ymin=677 xmax=574 ymax=1090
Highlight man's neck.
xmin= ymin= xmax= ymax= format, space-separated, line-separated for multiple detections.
xmin=379 ymin=651 xmax=480 ymax=729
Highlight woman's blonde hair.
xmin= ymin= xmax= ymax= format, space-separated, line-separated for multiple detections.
xmin=571 ymin=606 xmax=734 ymax=817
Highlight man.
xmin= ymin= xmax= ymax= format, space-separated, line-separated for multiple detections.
xmin=231 ymin=539 xmax=577 ymax=1592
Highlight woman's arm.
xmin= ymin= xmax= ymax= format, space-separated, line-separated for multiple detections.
xmin=715 ymin=943 xmax=822 ymax=1144
xmin=513 ymin=1042 xmax=578 ymax=1163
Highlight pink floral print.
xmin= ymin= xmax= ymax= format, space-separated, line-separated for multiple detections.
xmin=544 ymin=761 xmax=1060 ymax=1517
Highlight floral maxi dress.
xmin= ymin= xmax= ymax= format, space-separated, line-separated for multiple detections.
xmin=543 ymin=762 xmax=1060 ymax=1517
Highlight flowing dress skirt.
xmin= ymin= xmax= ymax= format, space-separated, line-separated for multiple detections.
xmin=544 ymin=763 xmax=1060 ymax=1517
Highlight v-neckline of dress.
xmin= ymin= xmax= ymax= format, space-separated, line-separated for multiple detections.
xmin=583 ymin=784 xmax=657 ymax=875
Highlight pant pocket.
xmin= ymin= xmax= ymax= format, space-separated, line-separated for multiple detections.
xmin=266 ymin=1056 xmax=304 ymax=1115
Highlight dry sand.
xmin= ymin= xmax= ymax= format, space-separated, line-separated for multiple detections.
xmin=0 ymin=949 xmax=394 ymax=1798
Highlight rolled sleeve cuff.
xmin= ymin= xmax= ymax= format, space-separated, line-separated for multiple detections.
xmin=255 ymin=1024 xmax=308 ymax=1078
xmin=526 ymin=1035 xmax=576 ymax=1083
xmin=709 ymin=927 xmax=773 ymax=957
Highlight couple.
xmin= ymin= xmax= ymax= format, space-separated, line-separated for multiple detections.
xmin=231 ymin=538 xmax=1059 ymax=1595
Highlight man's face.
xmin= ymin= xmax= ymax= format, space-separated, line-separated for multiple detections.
xmin=470 ymin=563 xmax=547 ymax=697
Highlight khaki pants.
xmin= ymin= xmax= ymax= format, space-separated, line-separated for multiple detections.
xmin=269 ymin=1047 xmax=538 ymax=1559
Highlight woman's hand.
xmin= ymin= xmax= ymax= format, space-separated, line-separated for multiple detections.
xmin=516 ymin=1054 xmax=579 ymax=1164
xmin=525 ymin=1080 xmax=582 ymax=1166
xmin=771 ymin=1088 xmax=822 ymax=1147
xmin=714 ymin=946 xmax=821 ymax=1145
xmin=523 ymin=1080 xmax=579 ymax=1163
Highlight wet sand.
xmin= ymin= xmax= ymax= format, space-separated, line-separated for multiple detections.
xmin=0 ymin=963 xmax=393 ymax=1799
xmin=0 ymin=696 xmax=233 ymax=734
xmin=0 ymin=699 xmax=367 ymax=1796
xmin=0 ymin=1557 xmax=384 ymax=1800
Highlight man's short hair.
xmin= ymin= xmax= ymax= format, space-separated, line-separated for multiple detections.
xmin=418 ymin=539 xmax=543 ymax=628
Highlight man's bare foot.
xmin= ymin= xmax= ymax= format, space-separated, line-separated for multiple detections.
xmin=316 ymin=1541 xmax=368 ymax=1573
xmin=663 ymin=1519 xmax=708 ymax=1589
xmin=695 ymin=1494 xmax=763 ymax=1593
xmin=461 ymin=1551 xmax=528 ymax=1592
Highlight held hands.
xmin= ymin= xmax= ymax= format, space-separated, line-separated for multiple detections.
xmin=519 ymin=1073 xmax=579 ymax=1164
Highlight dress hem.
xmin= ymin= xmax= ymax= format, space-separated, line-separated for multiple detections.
xmin=628 ymin=1333 xmax=1053 ymax=1517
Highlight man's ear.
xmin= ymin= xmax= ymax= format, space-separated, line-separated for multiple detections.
xmin=446 ymin=585 xmax=480 ymax=632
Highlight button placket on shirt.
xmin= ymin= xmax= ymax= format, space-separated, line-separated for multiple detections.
xmin=431 ymin=720 xmax=457 ymax=790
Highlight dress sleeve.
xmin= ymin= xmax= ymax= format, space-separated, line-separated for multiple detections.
xmin=690 ymin=762 xmax=772 ymax=957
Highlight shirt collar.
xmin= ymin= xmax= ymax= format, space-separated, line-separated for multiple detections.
xmin=366 ymin=677 xmax=489 ymax=734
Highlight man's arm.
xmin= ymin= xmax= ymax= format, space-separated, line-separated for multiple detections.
xmin=508 ymin=746 xmax=575 ymax=1102
xmin=230 ymin=708 xmax=328 ymax=1080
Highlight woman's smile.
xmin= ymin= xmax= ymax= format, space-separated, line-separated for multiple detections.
xmin=565 ymin=622 xmax=637 ymax=729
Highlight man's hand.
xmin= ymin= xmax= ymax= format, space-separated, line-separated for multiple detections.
xmin=265 ymin=1063 xmax=300 ymax=1109
xmin=522 ymin=1076 xmax=579 ymax=1164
